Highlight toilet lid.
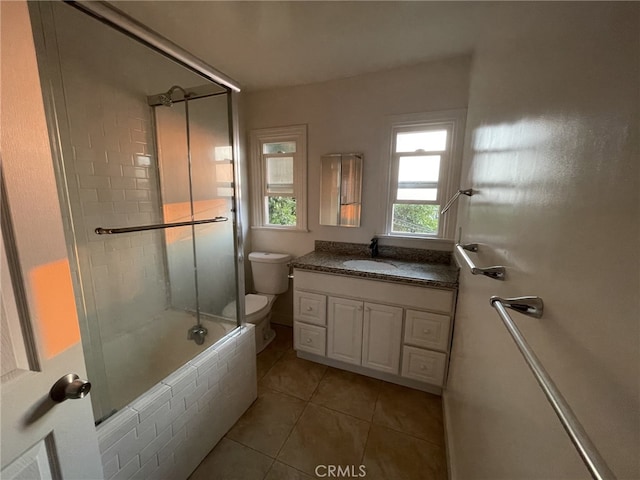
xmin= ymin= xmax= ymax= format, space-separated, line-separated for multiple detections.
xmin=222 ymin=294 xmax=269 ymax=318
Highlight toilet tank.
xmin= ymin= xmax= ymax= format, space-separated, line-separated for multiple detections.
xmin=249 ymin=252 xmax=292 ymax=294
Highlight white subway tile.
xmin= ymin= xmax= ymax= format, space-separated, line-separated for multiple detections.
xmin=124 ymin=189 xmax=149 ymax=201
xmin=107 ymin=150 xmax=134 ymax=166
xmin=162 ymin=425 xmax=188 ymax=460
xmin=83 ymin=201 xmax=113 ymax=216
xmin=103 ymin=455 xmax=119 ymax=480
xmin=139 ymin=426 xmax=172 ymax=466
xmin=131 ymin=130 xmax=149 ymax=144
xmin=79 ymin=175 xmax=110 ymax=189
xmin=122 ymin=166 xmax=148 ymax=179
xmin=97 ymin=407 xmax=139 ymax=454
xmin=130 ymin=384 xmax=172 ymax=422
xmin=130 ymin=456 xmax=158 ymax=480
xmin=114 ymin=202 xmax=139 ymax=214
xmin=93 ymin=162 xmax=123 ymax=177
xmin=100 ymin=428 xmax=136 ymax=465
xmin=110 ymin=177 xmax=136 ymax=189
xmin=184 ymin=380 xmax=208 ymax=410
xmin=189 ymin=347 xmax=219 ymax=377
xmin=162 ymin=365 xmax=197 ymax=396
xmin=197 ymin=382 xmax=221 ymax=412
xmin=97 ymin=189 xmax=125 ymax=202
xmin=79 ymin=188 xmax=99 ymax=202
xmin=111 ymin=454 xmax=140 ymax=480
xmin=135 ymin=401 xmax=169 ymax=436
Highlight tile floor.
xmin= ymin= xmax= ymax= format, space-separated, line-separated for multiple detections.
xmin=189 ymin=324 xmax=448 ymax=480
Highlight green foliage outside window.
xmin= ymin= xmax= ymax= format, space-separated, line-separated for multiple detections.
xmin=392 ymin=204 xmax=439 ymax=234
xmin=268 ymin=196 xmax=297 ymax=226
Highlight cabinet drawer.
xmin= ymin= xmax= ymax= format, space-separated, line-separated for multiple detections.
xmin=294 ymin=322 xmax=326 ymax=356
xmin=294 ymin=290 xmax=327 ymax=326
xmin=401 ymin=346 xmax=446 ymax=386
xmin=404 ymin=310 xmax=451 ymax=352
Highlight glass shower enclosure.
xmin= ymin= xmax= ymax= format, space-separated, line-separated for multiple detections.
xmin=30 ymin=2 xmax=244 ymax=424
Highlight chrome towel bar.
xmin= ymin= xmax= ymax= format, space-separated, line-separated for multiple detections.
xmin=455 ymin=243 xmax=506 ymax=280
xmin=95 ymin=217 xmax=228 ymax=235
xmin=490 ymin=296 xmax=616 ymax=480
xmin=441 ymin=188 xmax=473 ymax=215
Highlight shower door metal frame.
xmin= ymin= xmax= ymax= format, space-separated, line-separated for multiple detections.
xmin=64 ymin=0 xmax=247 ymax=328
xmin=28 ymin=0 xmax=247 ymax=420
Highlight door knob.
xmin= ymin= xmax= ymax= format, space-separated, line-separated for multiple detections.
xmin=50 ymin=374 xmax=91 ymax=402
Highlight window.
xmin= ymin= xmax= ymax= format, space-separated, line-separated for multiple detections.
xmin=250 ymin=125 xmax=307 ymax=230
xmin=384 ymin=110 xmax=465 ymax=240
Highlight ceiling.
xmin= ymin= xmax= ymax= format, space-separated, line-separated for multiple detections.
xmin=114 ymin=1 xmax=494 ymax=92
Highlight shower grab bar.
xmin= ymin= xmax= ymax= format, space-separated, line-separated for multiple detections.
xmin=455 ymin=243 xmax=506 ymax=280
xmin=95 ymin=217 xmax=228 ymax=235
xmin=441 ymin=188 xmax=473 ymax=215
xmin=490 ymin=296 xmax=616 ymax=480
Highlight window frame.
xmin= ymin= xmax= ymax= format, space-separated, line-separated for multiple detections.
xmin=382 ymin=110 xmax=466 ymax=241
xmin=249 ymin=125 xmax=308 ymax=231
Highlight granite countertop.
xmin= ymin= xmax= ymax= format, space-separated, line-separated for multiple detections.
xmin=291 ymin=248 xmax=459 ymax=289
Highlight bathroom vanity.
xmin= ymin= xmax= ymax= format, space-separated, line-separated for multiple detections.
xmin=290 ymin=241 xmax=459 ymax=395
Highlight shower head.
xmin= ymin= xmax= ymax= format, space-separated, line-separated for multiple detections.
xmin=159 ymin=85 xmax=189 ymax=107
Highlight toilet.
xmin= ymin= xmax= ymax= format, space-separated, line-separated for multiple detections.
xmin=223 ymin=251 xmax=291 ymax=353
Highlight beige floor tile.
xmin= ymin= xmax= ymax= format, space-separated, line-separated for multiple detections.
xmin=226 ymin=387 xmax=307 ymax=457
xmin=264 ymin=461 xmax=314 ymax=480
xmin=259 ymin=350 xmax=327 ymax=401
xmin=257 ymin=345 xmax=287 ymax=380
xmin=362 ymin=424 xmax=447 ymax=480
xmin=372 ymin=381 xmax=444 ymax=446
xmin=270 ymin=324 xmax=294 ymax=351
xmin=277 ymin=403 xmax=370 ymax=477
xmin=310 ymin=367 xmax=382 ymax=421
xmin=188 ymin=437 xmax=273 ymax=480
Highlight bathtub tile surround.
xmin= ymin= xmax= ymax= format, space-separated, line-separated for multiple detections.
xmin=97 ymin=326 xmax=256 ymax=480
xmin=190 ymin=324 xmax=447 ymax=479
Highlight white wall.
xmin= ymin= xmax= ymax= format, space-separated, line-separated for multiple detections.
xmin=446 ymin=3 xmax=639 ymax=479
xmin=242 ymin=58 xmax=470 ymax=325
xmin=243 ymin=57 xmax=471 ymax=258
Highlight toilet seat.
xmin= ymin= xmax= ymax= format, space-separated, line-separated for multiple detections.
xmin=222 ymin=294 xmax=271 ymax=324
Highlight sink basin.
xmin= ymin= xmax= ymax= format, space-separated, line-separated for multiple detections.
xmin=342 ymin=259 xmax=398 ymax=271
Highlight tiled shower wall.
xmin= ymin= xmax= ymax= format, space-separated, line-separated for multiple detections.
xmin=46 ymin=3 xmax=227 ymax=420
xmin=97 ymin=326 xmax=257 ymax=480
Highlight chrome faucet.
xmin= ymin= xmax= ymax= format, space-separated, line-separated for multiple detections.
xmin=369 ymin=237 xmax=379 ymax=258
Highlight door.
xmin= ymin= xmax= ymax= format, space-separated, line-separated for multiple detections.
xmin=0 ymin=2 xmax=103 ymax=478
xmin=362 ymin=302 xmax=403 ymax=374
xmin=327 ymin=297 xmax=363 ymax=365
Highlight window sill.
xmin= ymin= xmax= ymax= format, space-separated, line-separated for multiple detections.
xmin=250 ymin=226 xmax=310 ymax=233
xmin=375 ymin=234 xmax=454 ymax=251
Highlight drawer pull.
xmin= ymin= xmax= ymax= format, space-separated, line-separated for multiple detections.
xmin=306 ymin=338 xmax=312 ymax=344
xmin=420 ymin=364 xmax=426 ymax=370
xmin=423 ymin=329 xmax=432 ymax=335
xmin=306 ymin=306 xmax=313 ymax=312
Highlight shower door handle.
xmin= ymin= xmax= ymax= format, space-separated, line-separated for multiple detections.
xmin=95 ymin=216 xmax=228 ymax=235
xmin=50 ymin=374 xmax=91 ymax=402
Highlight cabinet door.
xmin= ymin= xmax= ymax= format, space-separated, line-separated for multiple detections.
xmin=362 ymin=303 xmax=403 ymax=374
xmin=293 ymin=290 xmax=327 ymax=326
xmin=327 ymin=297 xmax=363 ymax=365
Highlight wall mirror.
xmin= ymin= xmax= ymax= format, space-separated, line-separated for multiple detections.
xmin=319 ymin=153 xmax=363 ymax=227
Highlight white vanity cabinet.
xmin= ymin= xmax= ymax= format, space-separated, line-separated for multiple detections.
xmin=293 ymin=269 xmax=456 ymax=394
xmin=327 ymin=297 xmax=363 ymax=365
